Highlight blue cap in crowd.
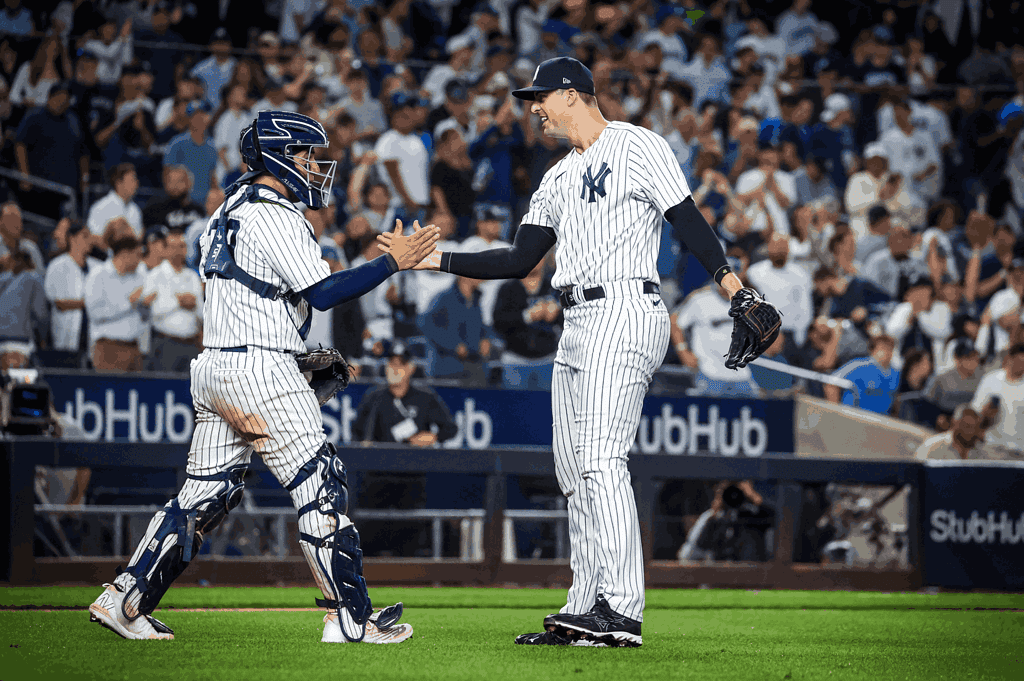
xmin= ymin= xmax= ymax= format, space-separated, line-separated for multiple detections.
xmin=186 ymin=100 xmax=212 ymax=116
xmin=999 ymin=102 xmax=1023 ymax=127
xmin=445 ymin=79 xmax=468 ymax=102
xmin=512 ymin=57 xmax=595 ymax=100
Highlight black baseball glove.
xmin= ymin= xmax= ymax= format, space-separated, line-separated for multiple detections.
xmin=724 ymin=288 xmax=782 ymax=370
xmin=295 ymin=347 xmax=351 ymax=406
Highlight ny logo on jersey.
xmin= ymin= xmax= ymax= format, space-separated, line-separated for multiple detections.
xmin=581 ymin=162 xmax=612 ymax=203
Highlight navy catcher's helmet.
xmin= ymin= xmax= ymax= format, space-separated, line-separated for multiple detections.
xmin=238 ymin=111 xmax=336 ymax=209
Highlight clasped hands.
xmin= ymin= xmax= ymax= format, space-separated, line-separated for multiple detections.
xmin=378 ymin=219 xmax=443 ymax=271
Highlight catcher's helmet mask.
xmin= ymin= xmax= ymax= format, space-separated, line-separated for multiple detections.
xmin=239 ymin=111 xmax=337 ymax=209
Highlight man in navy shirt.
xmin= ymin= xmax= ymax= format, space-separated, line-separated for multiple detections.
xmin=134 ymin=2 xmax=185 ymax=101
xmin=14 ymin=82 xmax=89 ymax=219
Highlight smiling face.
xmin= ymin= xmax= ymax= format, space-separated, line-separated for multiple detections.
xmin=530 ymin=89 xmax=573 ymax=139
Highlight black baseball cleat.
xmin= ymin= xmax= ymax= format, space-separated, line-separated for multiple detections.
xmin=543 ymin=596 xmax=642 ymax=648
xmin=515 ymin=630 xmax=572 ymax=645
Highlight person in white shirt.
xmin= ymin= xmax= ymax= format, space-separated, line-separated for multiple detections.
xmin=411 ymin=212 xmax=461 ymax=315
xmin=87 ymin=163 xmax=144 ymax=238
xmin=44 ymin=221 xmax=101 ymax=355
xmin=974 ymin=260 xmax=1024 ymax=358
xmin=672 ymin=283 xmax=760 ymax=398
xmin=735 ymin=143 xmax=797 ymax=235
xmin=734 ymin=11 xmax=787 ymax=73
xmin=775 ymin=0 xmax=819 ymax=57
xmin=421 ymin=35 xmax=480 ymax=108
xmin=143 ymin=229 xmax=202 ymax=372
xmin=84 ymin=236 xmax=153 ymax=372
xmin=880 ymin=98 xmax=942 ymax=202
xmin=971 ymin=343 xmax=1024 ymax=457
xmin=212 ymin=83 xmax=252 ymax=183
xmin=915 ymin=405 xmax=1005 ymax=460
xmin=746 ymin=233 xmax=813 ymax=346
xmin=844 ymin=142 xmax=926 ymax=238
xmin=0 ymin=202 xmax=44 ymax=272
xmin=375 ymin=93 xmax=430 ymax=221
xmin=861 ymin=225 xmax=929 ymax=299
xmin=458 ymin=207 xmax=511 ymax=328
xmin=876 ymin=97 xmax=952 ymax=159
xmin=83 ymin=19 xmax=133 ymax=86
xmin=183 ymin=186 xmax=223 ymax=268
xmin=884 ymin=275 xmax=952 ymax=369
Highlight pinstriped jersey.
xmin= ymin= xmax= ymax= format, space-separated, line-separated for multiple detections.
xmin=521 ymin=121 xmax=692 ymax=290
xmin=198 ymin=184 xmax=330 ymax=353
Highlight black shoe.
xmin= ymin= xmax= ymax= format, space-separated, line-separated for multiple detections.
xmin=514 ymin=630 xmax=572 ymax=645
xmin=543 ymin=596 xmax=642 ymax=648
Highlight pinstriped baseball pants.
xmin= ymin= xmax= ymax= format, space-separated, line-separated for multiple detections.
xmin=552 ymin=282 xmax=670 ymax=622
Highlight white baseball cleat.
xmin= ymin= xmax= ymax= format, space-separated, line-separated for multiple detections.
xmin=322 ymin=605 xmax=413 ymax=644
xmin=88 ymin=583 xmax=174 ymax=640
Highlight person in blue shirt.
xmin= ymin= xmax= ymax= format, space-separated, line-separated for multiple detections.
xmin=468 ymin=97 xmax=525 ymax=240
xmin=418 ymin=274 xmax=491 ymax=384
xmin=831 ymin=334 xmax=901 ymax=414
xmin=188 ymin=28 xmax=236 ymax=110
xmin=809 ymin=93 xmax=858 ymax=191
xmin=162 ymin=101 xmax=218 ymax=205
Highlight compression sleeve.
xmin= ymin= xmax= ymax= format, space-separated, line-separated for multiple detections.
xmin=441 ymin=223 xmax=557 ymax=279
xmin=664 ymin=197 xmax=733 ymax=285
xmin=301 ymin=254 xmax=398 ymax=311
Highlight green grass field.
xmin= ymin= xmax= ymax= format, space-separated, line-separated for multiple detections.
xmin=2 ymin=587 xmax=1022 ymax=681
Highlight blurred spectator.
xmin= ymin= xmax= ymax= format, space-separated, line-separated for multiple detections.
xmin=799 ymin=316 xmax=871 ymax=391
xmin=493 ymin=256 xmax=559 ymax=390
xmin=143 ymin=165 xmax=204 ymax=232
xmin=861 ymin=225 xmax=929 ymax=299
xmin=10 ymin=36 xmax=67 ymax=109
xmin=410 ymin=212 xmax=460 ymax=315
xmin=185 ymin=187 xmax=223 ymax=268
xmin=746 ymin=232 xmax=813 ymax=347
xmin=777 ymin=0 xmax=819 ymax=57
xmin=337 ymin=69 xmax=386 ymax=140
xmin=468 ymin=97 xmax=524 ymax=239
xmin=144 ymin=230 xmax=202 ymax=372
xmin=0 ymin=202 xmax=44 ymax=272
xmin=809 ymin=93 xmax=856 ymax=191
xmin=844 ymin=143 xmax=924 ymax=238
xmin=736 ymin=142 xmax=795 ymax=235
xmin=353 ymin=342 xmax=458 ymax=446
xmin=447 ymin=5 xmax=499 ymax=74
xmin=881 ymin=98 xmax=942 ymax=203
xmin=140 ymin=225 xmax=167 ymax=274
xmin=253 ymin=77 xmax=297 ymax=115
xmin=87 ymin=162 xmax=143 ymax=238
xmin=84 ymin=18 xmax=134 ymax=87
xmin=84 ymin=236 xmax=152 ymax=372
xmin=163 ymin=101 xmax=217 ymax=205
xmin=155 ymin=77 xmax=203 ymax=131
xmin=69 ymin=51 xmax=115 ymax=157
xmin=892 ymin=347 xmax=936 ymax=423
xmin=920 ymin=200 xmax=963 ymax=282
xmin=673 ymin=34 xmax=731 ymax=111
xmin=461 ymin=207 xmax=511 ymax=327
xmin=813 ymin=266 xmax=892 ymax=321
xmin=44 ymin=220 xmax=98 ymax=359
xmin=430 ymin=128 xmax=475 ymax=237
xmin=678 ymin=480 xmax=774 ymax=563
xmin=422 ymin=35 xmax=479 ymax=108
xmin=426 ymin=78 xmax=471 ymax=142
xmin=0 ymin=247 xmax=47 ymax=369
xmin=375 ymin=92 xmax=430 ymax=223
xmin=885 ymin=275 xmax=952 ymax=363
xmin=971 ymin=343 xmax=1024 ymax=458
xmin=974 ymin=255 xmax=1024 ymax=358
xmin=793 ymin=154 xmax=838 ymax=205
xmin=348 ymin=159 xmax=394 ymax=236
xmin=419 ymin=274 xmax=491 ymax=383
xmin=915 ymin=405 xmax=1003 ymax=460
xmin=212 ymin=84 xmax=253 ymax=183
xmin=190 ymin=28 xmax=236 ymax=111
xmin=735 ymin=10 xmax=786 ymax=74
xmin=134 ymin=1 xmax=185 ymax=101
xmin=925 ymin=338 xmax=984 ymax=416
xmin=14 ymin=82 xmax=88 ymax=217
xmin=672 ymin=282 xmax=760 ymax=397
xmin=0 ymin=0 xmax=33 ymax=36
xmin=830 ymin=334 xmax=900 ymax=414
xmin=856 ymin=204 xmax=892 ymax=266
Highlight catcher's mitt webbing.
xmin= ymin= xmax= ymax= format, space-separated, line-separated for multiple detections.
xmin=295 ymin=348 xmax=351 ymax=406
xmin=724 ymin=288 xmax=782 ymax=371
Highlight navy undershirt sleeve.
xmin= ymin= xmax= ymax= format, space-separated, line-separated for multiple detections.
xmin=664 ymin=197 xmax=733 ymax=285
xmin=442 ymin=223 xmax=557 ymax=279
xmin=301 ymin=254 xmax=398 ymax=311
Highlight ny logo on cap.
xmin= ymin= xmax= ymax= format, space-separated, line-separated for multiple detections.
xmin=581 ymin=162 xmax=612 ymax=203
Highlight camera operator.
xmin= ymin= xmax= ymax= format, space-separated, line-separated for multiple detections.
xmin=677 ymin=480 xmax=775 ymax=563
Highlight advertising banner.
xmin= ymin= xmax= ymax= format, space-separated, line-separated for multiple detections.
xmin=921 ymin=461 xmax=1024 ymax=590
xmin=49 ymin=372 xmax=794 ymax=455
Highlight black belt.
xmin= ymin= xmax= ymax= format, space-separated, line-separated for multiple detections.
xmin=559 ymin=281 xmax=659 ymax=309
xmin=214 ymin=346 xmax=292 ymax=354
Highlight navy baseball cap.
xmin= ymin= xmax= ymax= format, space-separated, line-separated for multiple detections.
xmin=512 ymin=57 xmax=595 ymax=101
xmin=953 ymin=338 xmax=978 ymax=358
xmin=186 ymin=100 xmax=213 ymax=116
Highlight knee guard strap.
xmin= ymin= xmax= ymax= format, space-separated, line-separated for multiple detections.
xmin=118 ymin=465 xmax=246 ymax=619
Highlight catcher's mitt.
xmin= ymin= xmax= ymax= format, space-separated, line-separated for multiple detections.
xmin=724 ymin=288 xmax=782 ymax=370
xmin=295 ymin=347 xmax=351 ymax=406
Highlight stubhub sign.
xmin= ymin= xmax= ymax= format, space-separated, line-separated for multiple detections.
xmin=51 ymin=373 xmax=794 ymax=455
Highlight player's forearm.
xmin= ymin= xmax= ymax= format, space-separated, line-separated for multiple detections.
xmin=664 ymin=197 xmax=733 ymax=289
xmin=301 ymin=255 xmax=398 ymax=311
xmin=442 ymin=223 xmax=555 ymax=279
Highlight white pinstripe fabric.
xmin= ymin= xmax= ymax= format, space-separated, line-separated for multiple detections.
xmin=552 ymin=289 xmax=670 ymax=621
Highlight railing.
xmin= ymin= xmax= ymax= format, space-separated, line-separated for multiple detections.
xmin=0 ymin=167 xmax=79 ymax=220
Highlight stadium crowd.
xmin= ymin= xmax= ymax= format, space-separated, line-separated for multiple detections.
xmin=1 ymin=0 xmax=1023 ymax=460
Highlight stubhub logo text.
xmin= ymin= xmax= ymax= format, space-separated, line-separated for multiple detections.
xmin=631 ymin=404 xmax=768 ymax=457
xmin=61 ymin=389 xmax=194 ymax=443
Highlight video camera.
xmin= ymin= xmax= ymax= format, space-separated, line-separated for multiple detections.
xmin=1 ymin=368 xmax=55 ymax=436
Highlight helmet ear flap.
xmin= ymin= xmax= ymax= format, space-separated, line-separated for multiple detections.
xmin=251 ymin=123 xmax=264 ymax=164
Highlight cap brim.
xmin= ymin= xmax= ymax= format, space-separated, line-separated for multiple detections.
xmin=512 ymin=86 xmax=554 ymax=101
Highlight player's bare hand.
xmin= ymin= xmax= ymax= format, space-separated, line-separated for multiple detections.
xmin=129 ymin=287 xmax=143 ymax=304
xmin=377 ymin=219 xmax=441 ymax=270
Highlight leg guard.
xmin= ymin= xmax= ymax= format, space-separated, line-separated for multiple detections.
xmin=114 ymin=465 xmax=246 ymax=620
xmin=289 ymin=442 xmax=373 ymax=642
